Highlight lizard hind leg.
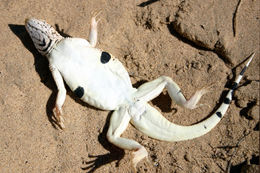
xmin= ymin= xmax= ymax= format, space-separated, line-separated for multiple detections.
xmin=106 ymin=106 xmax=148 ymax=171
xmin=133 ymin=75 xmax=209 ymax=110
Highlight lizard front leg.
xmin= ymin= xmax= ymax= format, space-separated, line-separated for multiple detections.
xmin=88 ymin=11 xmax=101 ymax=47
xmin=107 ymin=106 xmax=148 ymax=172
xmin=49 ymin=64 xmax=66 ymax=129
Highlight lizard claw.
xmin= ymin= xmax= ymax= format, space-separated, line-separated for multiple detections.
xmin=53 ymin=106 xmax=65 ymax=129
xmin=183 ymin=84 xmax=215 ymax=110
xmin=131 ymin=146 xmax=148 ymax=172
xmin=195 ymin=84 xmax=215 ymax=109
xmin=91 ymin=10 xmax=102 ymax=27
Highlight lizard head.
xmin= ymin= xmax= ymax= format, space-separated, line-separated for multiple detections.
xmin=25 ymin=18 xmax=63 ymax=56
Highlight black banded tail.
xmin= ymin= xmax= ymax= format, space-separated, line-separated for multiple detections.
xmin=215 ymin=52 xmax=255 ymax=118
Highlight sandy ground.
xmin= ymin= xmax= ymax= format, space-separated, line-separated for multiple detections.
xmin=0 ymin=0 xmax=259 ymax=172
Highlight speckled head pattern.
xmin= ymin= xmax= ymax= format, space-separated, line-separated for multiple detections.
xmin=25 ymin=18 xmax=63 ymax=56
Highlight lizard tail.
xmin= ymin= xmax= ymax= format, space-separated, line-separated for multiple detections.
xmin=131 ymin=53 xmax=255 ymax=142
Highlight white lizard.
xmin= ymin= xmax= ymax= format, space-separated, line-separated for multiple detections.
xmin=25 ymin=15 xmax=254 ymax=170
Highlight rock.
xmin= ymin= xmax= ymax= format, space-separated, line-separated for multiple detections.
xmin=248 ymin=105 xmax=259 ymax=121
xmin=173 ymin=0 xmax=219 ymax=50
xmin=171 ymin=0 xmax=259 ymax=64
xmin=236 ymin=99 xmax=248 ymax=108
xmin=184 ymin=152 xmax=192 ymax=162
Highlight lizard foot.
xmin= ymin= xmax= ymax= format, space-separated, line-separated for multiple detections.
xmin=53 ymin=106 xmax=65 ymax=129
xmin=131 ymin=146 xmax=148 ymax=172
xmin=183 ymin=85 xmax=212 ymax=109
xmin=195 ymin=84 xmax=215 ymax=108
xmin=91 ymin=10 xmax=102 ymax=27
xmin=89 ymin=10 xmax=102 ymax=47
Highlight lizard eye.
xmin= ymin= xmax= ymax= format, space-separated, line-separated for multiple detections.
xmin=100 ymin=51 xmax=111 ymax=64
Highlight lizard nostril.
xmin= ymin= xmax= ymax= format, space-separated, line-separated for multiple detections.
xmin=25 ymin=18 xmax=30 ymax=24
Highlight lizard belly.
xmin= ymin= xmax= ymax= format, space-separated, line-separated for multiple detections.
xmin=57 ymin=59 xmax=133 ymax=110
xmin=50 ymin=38 xmax=133 ymax=110
xmin=68 ymin=71 xmax=132 ymax=110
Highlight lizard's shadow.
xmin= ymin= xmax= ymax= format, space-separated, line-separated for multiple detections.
xmin=9 ymin=24 xmax=125 ymax=172
xmin=81 ymin=111 xmax=125 ymax=173
xmin=8 ymin=24 xmax=58 ymax=127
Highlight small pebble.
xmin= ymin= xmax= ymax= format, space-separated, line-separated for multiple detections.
xmin=184 ymin=153 xmax=191 ymax=162
xmin=236 ymin=99 xmax=248 ymax=108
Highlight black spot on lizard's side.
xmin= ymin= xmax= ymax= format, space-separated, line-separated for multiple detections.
xmin=216 ymin=112 xmax=222 ymax=118
xmin=74 ymin=86 xmax=84 ymax=98
xmin=101 ymin=51 xmax=111 ymax=64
